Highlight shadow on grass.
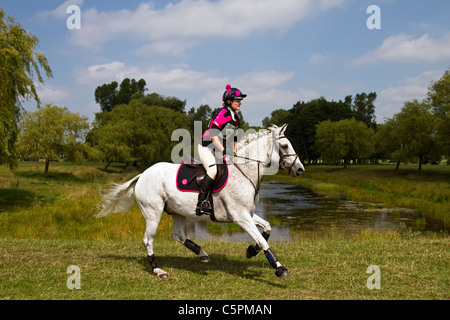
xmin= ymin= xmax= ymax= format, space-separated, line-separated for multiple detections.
xmin=102 ymin=253 xmax=287 ymax=287
xmin=0 ymin=188 xmax=36 ymax=213
xmin=14 ymin=170 xmax=84 ymax=183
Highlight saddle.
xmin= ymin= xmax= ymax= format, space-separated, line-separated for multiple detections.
xmin=176 ymin=159 xmax=229 ymax=221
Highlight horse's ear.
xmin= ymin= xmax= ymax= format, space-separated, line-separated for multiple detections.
xmin=280 ymin=124 xmax=288 ymax=135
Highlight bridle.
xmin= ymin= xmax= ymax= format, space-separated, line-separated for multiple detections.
xmin=232 ymin=133 xmax=300 ymax=200
xmin=278 ymin=135 xmax=300 ymax=175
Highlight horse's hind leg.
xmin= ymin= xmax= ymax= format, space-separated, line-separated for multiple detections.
xmin=171 ymin=214 xmax=210 ymax=262
xmin=246 ymin=214 xmax=271 ymax=259
xmin=139 ymin=202 xmax=168 ymax=278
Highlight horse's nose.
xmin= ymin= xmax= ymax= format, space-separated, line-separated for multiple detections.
xmin=297 ymin=167 xmax=304 ymax=174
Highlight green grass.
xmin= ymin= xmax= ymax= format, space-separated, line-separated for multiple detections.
xmin=1 ymin=234 xmax=448 ymax=300
xmin=0 ymin=161 xmax=172 ymax=241
xmin=274 ymin=164 xmax=450 ymax=225
xmin=1 ymin=161 xmax=449 ymax=300
xmin=2 ymin=162 xmax=448 ymax=240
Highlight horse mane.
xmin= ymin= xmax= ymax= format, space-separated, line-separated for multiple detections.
xmin=235 ymin=125 xmax=279 ymax=152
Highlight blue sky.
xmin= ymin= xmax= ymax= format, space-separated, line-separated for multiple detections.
xmin=2 ymin=0 xmax=449 ymax=126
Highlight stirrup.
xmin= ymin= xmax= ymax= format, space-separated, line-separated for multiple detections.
xmin=196 ymin=200 xmax=211 ymax=216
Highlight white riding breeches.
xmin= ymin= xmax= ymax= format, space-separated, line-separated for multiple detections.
xmin=197 ymin=144 xmax=217 ymax=180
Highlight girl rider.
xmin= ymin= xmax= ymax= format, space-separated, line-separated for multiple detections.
xmin=196 ymin=84 xmax=247 ymax=216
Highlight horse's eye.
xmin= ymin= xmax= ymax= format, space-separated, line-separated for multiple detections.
xmin=281 ymin=144 xmax=288 ymax=150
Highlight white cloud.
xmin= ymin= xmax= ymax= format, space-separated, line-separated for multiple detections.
xmin=74 ymin=61 xmax=139 ymax=85
xmin=350 ymin=32 xmax=450 ymax=66
xmin=72 ymin=60 xmax=305 ymax=124
xmin=307 ymin=54 xmax=331 ymax=65
xmin=56 ymin=0 xmax=346 ymax=54
xmin=74 ymin=60 xmax=296 ymax=92
xmin=37 ymin=0 xmax=84 ymax=19
xmin=21 ymin=84 xmax=70 ymax=115
xmin=143 ymin=68 xmax=227 ymax=93
xmin=240 ymin=86 xmax=318 ymax=125
xmin=376 ymin=70 xmax=442 ymax=122
xmin=235 ymin=71 xmax=295 ymax=88
xmin=35 ymin=83 xmax=69 ymax=104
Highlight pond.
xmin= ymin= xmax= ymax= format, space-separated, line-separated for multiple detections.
xmin=186 ymin=179 xmax=449 ymax=242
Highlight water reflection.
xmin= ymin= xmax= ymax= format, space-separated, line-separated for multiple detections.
xmin=186 ymin=180 xmax=448 ymax=242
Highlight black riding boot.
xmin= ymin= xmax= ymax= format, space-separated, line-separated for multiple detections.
xmin=195 ymin=175 xmax=215 ymax=216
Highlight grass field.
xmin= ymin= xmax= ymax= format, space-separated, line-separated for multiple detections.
xmin=0 ymin=161 xmax=155 ymax=240
xmin=1 ymin=234 xmax=448 ymax=300
xmin=0 ymin=161 xmax=449 ymax=300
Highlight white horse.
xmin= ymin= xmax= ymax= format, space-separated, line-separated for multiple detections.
xmin=96 ymin=124 xmax=304 ymax=278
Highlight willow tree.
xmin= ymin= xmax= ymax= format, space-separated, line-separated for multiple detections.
xmin=316 ymin=118 xmax=375 ymax=168
xmin=428 ymin=69 xmax=450 ymax=155
xmin=89 ymin=100 xmax=192 ymax=170
xmin=17 ymin=105 xmax=91 ymax=177
xmin=0 ymin=9 xmax=52 ymax=168
xmin=394 ymin=99 xmax=438 ymax=173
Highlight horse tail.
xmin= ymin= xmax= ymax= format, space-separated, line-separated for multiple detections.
xmin=95 ymin=174 xmax=141 ymax=218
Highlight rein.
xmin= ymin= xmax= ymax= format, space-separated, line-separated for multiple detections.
xmin=233 ymin=158 xmax=262 ymax=201
xmin=232 ymin=134 xmax=299 ymax=201
xmin=233 ymin=154 xmax=269 ymax=165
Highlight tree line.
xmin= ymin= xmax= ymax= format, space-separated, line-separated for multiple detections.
xmin=263 ymin=93 xmax=377 ymax=167
xmin=1 ymin=9 xmax=448 ymax=175
xmin=13 ymin=75 xmax=249 ymax=175
xmin=263 ymin=71 xmax=449 ymax=172
xmin=14 ymin=69 xmax=450 ymax=175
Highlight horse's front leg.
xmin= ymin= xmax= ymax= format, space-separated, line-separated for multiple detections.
xmin=235 ymin=212 xmax=290 ymax=278
xmin=246 ymin=214 xmax=271 ymax=259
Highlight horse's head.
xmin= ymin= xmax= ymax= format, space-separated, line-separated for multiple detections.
xmin=270 ymin=124 xmax=305 ymax=177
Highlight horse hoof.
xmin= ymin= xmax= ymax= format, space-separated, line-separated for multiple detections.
xmin=279 ymin=270 xmax=290 ymax=278
xmin=153 ymin=268 xmax=168 ymax=279
xmin=275 ymin=266 xmax=290 ymax=278
xmin=199 ymin=255 xmax=210 ymax=263
xmin=246 ymin=245 xmax=259 ymax=258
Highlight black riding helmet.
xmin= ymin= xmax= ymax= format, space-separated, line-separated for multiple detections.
xmin=222 ymin=84 xmax=247 ymax=102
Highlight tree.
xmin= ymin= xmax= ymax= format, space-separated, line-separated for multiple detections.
xmin=116 ymin=78 xmax=147 ymax=105
xmin=316 ymin=118 xmax=375 ymax=168
xmin=188 ymin=104 xmax=212 ymax=131
xmin=262 ymin=109 xmax=290 ymax=127
xmin=17 ymin=105 xmax=91 ymax=176
xmin=89 ymin=100 xmax=191 ymax=169
xmin=0 ymin=9 xmax=52 ymax=168
xmin=428 ymin=68 xmax=450 ymax=155
xmin=394 ymin=99 xmax=437 ymax=173
xmin=94 ymin=78 xmax=147 ymax=113
xmin=89 ymin=120 xmax=134 ymax=171
xmin=350 ymin=92 xmax=377 ymax=130
xmin=94 ymin=81 xmax=119 ymax=113
xmin=283 ymin=93 xmax=377 ymax=164
xmin=237 ymin=110 xmax=250 ymax=131
xmin=375 ymin=119 xmax=405 ymax=170
xmin=138 ymin=92 xmax=186 ymax=112
xmin=287 ymin=97 xmax=353 ymax=164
